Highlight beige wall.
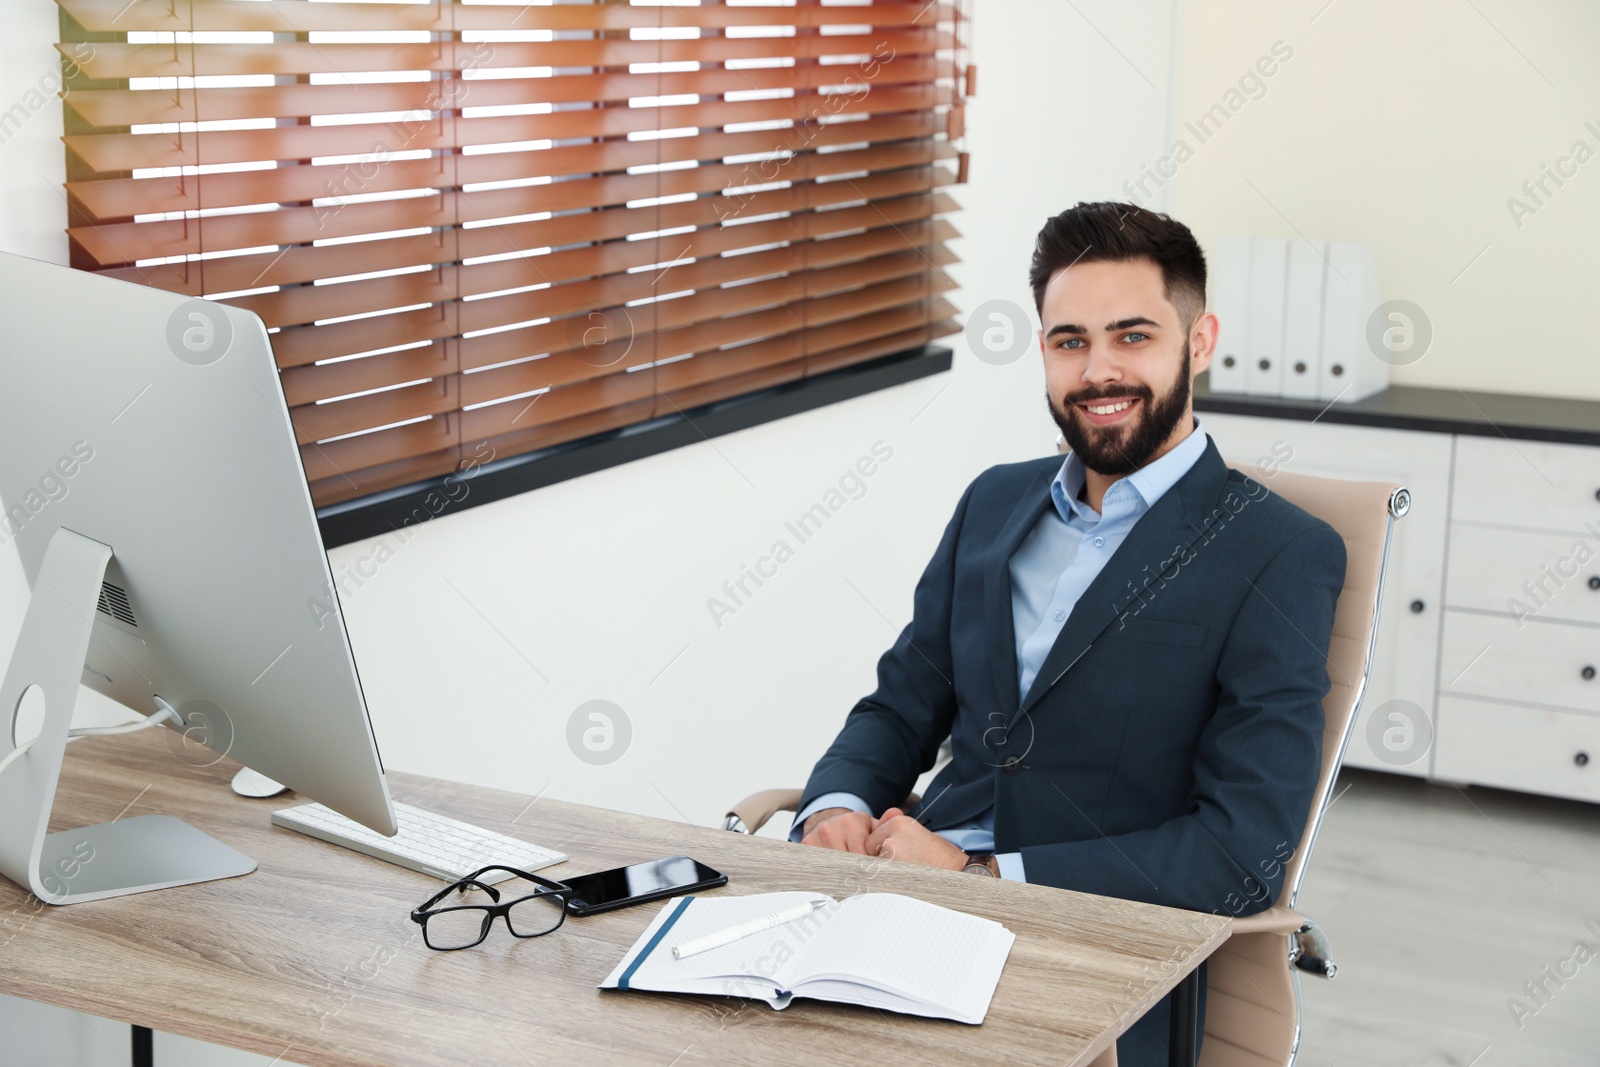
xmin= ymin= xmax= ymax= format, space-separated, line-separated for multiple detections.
xmin=1167 ymin=0 xmax=1600 ymax=400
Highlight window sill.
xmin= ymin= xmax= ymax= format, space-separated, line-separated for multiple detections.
xmin=315 ymin=344 xmax=952 ymax=550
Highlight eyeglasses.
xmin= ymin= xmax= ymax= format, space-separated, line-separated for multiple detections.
xmin=410 ymin=865 xmax=572 ymax=951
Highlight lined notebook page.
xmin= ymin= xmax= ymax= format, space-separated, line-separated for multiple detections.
xmin=790 ymin=893 xmax=1013 ymax=1014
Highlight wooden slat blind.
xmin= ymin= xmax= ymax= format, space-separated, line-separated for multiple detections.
xmin=57 ymin=0 xmax=969 ymax=507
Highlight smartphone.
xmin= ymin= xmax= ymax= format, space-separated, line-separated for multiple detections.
xmin=560 ymin=855 xmax=727 ymax=917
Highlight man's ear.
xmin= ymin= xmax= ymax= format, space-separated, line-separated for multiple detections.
xmin=1189 ymin=310 xmax=1219 ymax=377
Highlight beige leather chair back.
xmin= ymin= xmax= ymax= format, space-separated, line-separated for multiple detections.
xmin=1231 ymin=464 xmax=1408 ymax=908
xmin=1196 ymin=464 xmax=1405 ymax=1067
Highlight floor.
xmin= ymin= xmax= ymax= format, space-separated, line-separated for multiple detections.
xmin=1295 ymin=768 xmax=1600 ymax=1067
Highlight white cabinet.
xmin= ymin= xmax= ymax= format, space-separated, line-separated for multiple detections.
xmin=1433 ymin=697 xmax=1600 ymax=803
xmin=1203 ymin=408 xmax=1600 ymax=803
xmin=1436 ymin=435 xmax=1600 ymax=800
xmin=1450 ymin=436 xmax=1600 ymax=531
xmin=1439 ymin=611 xmax=1600 ymax=712
xmin=1200 ymin=413 xmax=1452 ymax=777
xmin=1445 ymin=525 xmax=1600 ymax=626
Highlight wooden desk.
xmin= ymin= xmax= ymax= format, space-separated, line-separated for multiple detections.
xmin=0 ymin=732 xmax=1227 ymax=1066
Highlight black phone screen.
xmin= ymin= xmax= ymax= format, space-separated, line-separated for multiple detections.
xmin=561 ymin=855 xmax=725 ymax=915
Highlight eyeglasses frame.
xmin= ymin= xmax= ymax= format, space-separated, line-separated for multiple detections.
xmin=409 ymin=864 xmax=573 ymax=951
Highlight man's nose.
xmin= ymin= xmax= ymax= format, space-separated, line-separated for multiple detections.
xmin=1081 ymin=341 xmax=1124 ymax=384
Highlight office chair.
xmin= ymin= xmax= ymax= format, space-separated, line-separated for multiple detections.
xmin=723 ymin=458 xmax=1409 ymax=1067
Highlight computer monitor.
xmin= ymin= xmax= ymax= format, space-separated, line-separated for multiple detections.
xmin=0 ymin=250 xmax=395 ymax=904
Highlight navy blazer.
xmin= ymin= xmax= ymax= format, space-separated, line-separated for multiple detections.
xmin=800 ymin=438 xmax=1346 ymax=916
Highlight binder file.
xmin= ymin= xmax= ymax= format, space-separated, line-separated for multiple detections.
xmin=1281 ymin=240 xmax=1326 ymax=400
xmin=1245 ymin=237 xmax=1288 ymax=396
xmin=1317 ymin=242 xmax=1387 ymax=402
xmin=1207 ymin=236 xmax=1251 ymax=394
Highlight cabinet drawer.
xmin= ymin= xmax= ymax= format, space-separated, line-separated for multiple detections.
xmin=1440 ymin=610 xmax=1600 ymax=711
xmin=1452 ymin=435 xmax=1600 ymax=531
xmin=1434 ymin=696 xmax=1600 ymax=802
xmin=1446 ymin=524 xmax=1600 ymax=626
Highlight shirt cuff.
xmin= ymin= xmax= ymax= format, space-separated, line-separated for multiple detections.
xmin=789 ymin=792 xmax=871 ymax=843
xmin=994 ymin=851 xmax=1026 ymax=882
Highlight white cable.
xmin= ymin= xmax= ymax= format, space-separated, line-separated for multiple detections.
xmin=0 ymin=706 xmax=179 ymax=779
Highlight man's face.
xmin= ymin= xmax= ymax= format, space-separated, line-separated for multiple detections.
xmin=1036 ymin=257 xmax=1215 ymax=477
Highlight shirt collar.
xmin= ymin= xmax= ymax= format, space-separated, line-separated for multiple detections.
xmin=1052 ymin=418 xmax=1209 ymax=523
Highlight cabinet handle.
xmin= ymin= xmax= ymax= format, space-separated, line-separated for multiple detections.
xmin=1590 ymin=575 xmax=1600 ymax=590
xmin=1577 ymin=752 xmax=1591 ymax=768
xmin=1584 ymin=665 xmax=1597 ymax=681
xmin=1258 ymin=358 xmax=1271 ymax=371
xmin=1409 ymin=599 xmax=1425 ymax=614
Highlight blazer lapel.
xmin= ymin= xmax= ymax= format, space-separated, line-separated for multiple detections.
xmin=981 ymin=464 xmax=1056 ymax=719
xmin=1012 ymin=440 xmax=1233 ymax=721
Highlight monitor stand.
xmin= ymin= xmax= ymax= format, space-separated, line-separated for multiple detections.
xmin=0 ymin=528 xmax=256 ymax=904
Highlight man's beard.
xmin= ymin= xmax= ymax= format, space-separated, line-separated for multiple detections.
xmin=1048 ymin=343 xmax=1192 ymax=477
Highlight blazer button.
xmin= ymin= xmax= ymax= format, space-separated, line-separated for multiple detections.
xmin=1002 ymin=755 xmax=1024 ymax=775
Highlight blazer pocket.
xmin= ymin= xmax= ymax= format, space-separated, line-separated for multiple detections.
xmin=1111 ymin=614 xmax=1209 ymax=648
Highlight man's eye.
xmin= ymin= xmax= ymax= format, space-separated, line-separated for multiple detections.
xmin=1058 ymin=338 xmax=1084 ymax=350
xmin=1122 ymin=332 xmax=1149 ymax=343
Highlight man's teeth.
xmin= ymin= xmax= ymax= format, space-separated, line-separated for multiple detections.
xmin=1085 ymin=399 xmax=1135 ymax=415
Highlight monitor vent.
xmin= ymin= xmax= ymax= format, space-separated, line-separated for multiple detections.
xmin=97 ymin=582 xmax=137 ymax=627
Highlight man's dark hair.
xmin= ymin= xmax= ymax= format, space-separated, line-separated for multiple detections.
xmin=1028 ymin=202 xmax=1207 ymax=326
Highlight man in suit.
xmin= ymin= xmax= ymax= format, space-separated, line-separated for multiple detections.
xmin=792 ymin=202 xmax=1346 ymax=1065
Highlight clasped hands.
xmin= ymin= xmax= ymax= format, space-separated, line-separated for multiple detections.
xmin=799 ymin=806 xmax=969 ymax=871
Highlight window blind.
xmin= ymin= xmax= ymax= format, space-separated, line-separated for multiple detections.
xmin=57 ymin=0 xmax=970 ymax=508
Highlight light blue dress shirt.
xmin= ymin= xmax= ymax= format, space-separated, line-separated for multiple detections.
xmin=793 ymin=421 xmax=1211 ymax=881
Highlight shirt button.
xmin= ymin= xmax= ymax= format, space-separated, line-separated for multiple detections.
xmin=1002 ymin=755 xmax=1024 ymax=775
xmin=1053 ymin=611 xmax=1065 ymax=622
xmin=1094 ymin=536 xmax=1105 ymax=547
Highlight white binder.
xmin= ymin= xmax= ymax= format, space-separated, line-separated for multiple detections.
xmin=1245 ymin=237 xmax=1288 ymax=396
xmin=1316 ymin=242 xmax=1387 ymax=402
xmin=1281 ymin=240 xmax=1326 ymax=400
xmin=1207 ymin=236 xmax=1251 ymax=394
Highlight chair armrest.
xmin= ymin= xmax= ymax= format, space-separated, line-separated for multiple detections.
xmin=721 ymin=790 xmax=923 ymax=834
xmin=723 ymin=789 xmax=804 ymax=834
xmin=1229 ymin=904 xmax=1305 ymax=935
xmin=1228 ymin=906 xmax=1339 ymax=980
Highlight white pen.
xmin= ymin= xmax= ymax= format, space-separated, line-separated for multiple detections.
xmin=671 ymin=898 xmax=830 ymax=960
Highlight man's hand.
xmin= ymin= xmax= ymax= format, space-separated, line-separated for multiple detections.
xmin=865 ymin=807 xmax=968 ymax=871
xmin=799 ymin=807 xmax=875 ymax=853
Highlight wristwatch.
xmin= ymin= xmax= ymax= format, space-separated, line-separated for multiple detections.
xmin=962 ymin=851 xmax=998 ymax=877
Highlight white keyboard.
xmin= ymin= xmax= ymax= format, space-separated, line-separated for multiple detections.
xmin=272 ymin=800 xmax=566 ymax=885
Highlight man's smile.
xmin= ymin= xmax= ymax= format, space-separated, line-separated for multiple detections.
xmin=1076 ymin=396 xmax=1141 ymax=426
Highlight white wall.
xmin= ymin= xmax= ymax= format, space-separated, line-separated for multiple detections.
xmin=0 ymin=3 xmax=1182 ymax=1063
xmin=1168 ymin=0 xmax=1600 ymax=399
xmin=0 ymin=0 xmax=70 ymax=265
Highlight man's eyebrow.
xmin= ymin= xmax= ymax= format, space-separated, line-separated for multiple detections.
xmin=1044 ymin=316 xmax=1161 ymax=339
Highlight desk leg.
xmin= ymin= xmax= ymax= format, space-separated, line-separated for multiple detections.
xmin=1169 ymin=969 xmax=1199 ymax=1067
xmin=132 ymin=1024 xmax=153 ymax=1067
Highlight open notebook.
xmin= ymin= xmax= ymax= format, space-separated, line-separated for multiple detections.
xmin=600 ymin=891 xmax=1015 ymax=1025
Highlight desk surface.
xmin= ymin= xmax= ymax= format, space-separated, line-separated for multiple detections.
xmin=0 ymin=733 xmax=1227 ymax=1067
